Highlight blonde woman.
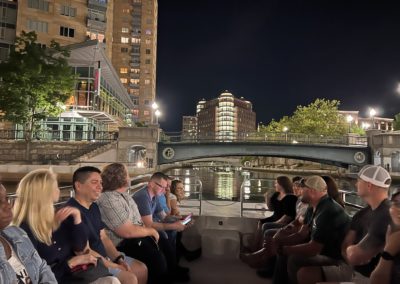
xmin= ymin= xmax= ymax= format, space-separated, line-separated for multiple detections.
xmin=12 ymin=169 xmax=119 ymax=284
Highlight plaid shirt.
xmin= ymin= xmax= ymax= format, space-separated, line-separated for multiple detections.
xmin=96 ymin=191 xmax=143 ymax=246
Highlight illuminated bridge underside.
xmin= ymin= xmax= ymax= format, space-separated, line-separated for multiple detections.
xmin=157 ymin=142 xmax=371 ymax=168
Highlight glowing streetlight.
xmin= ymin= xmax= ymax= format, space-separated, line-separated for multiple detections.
xmin=369 ymin=108 xmax=376 ymax=129
xmin=397 ymin=83 xmax=400 ymax=95
xmin=154 ymin=109 xmax=161 ymax=124
xmin=283 ymin=126 xmax=288 ymax=142
xmin=346 ymin=115 xmax=353 ymax=133
xmin=151 ymin=102 xmax=159 ymax=124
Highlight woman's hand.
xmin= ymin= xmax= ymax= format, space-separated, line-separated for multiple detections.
xmin=68 ymin=253 xmax=97 ymax=268
xmin=55 ymin=206 xmax=82 ymax=225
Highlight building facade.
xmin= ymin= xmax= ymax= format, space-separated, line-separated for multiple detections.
xmin=196 ymin=91 xmax=256 ymax=141
xmin=0 ymin=0 xmax=17 ymax=61
xmin=182 ymin=115 xmax=197 ymax=140
xmin=111 ymin=0 xmax=158 ymax=124
xmin=339 ymin=110 xmax=394 ymax=131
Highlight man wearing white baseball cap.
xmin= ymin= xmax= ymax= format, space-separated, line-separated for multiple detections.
xmin=341 ymin=165 xmax=393 ymax=283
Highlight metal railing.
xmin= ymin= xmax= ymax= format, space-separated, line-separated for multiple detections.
xmin=0 ymin=129 xmax=118 ymax=142
xmin=161 ymin=131 xmax=368 ymax=146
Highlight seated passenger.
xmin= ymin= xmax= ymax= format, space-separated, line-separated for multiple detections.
xmin=0 ymin=182 xmax=57 ymax=283
xmin=297 ymin=165 xmax=392 ymax=284
xmin=132 ymin=172 xmax=190 ymax=282
xmin=157 ymin=175 xmax=172 ymax=216
xmin=242 ymin=176 xmax=308 ymax=273
xmin=247 ymin=176 xmax=297 ymax=253
xmin=12 ymin=169 xmax=119 ymax=283
xmin=370 ymin=187 xmax=400 ymax=284
xmin=97 ymin=163 xmax=169 ymax=284
xmin=273 ymin=175 xmax=351 ymax=284
xmin=322 ymin=175 xmax=345 ymax=208
xmin=170 ymin=179 xmax=201 ymax=262
xmin=67 ymin=166 xmax=148 ymax=284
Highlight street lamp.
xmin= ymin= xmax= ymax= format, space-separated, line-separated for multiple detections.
xmin=283 ymin=126 xmax=288 ymax=142
xmin=154 ymin=109 xmax=161 ymax=124
xmin=346 ymin=115 xmax=353 ymax=133
xmin=369 ymin=108 xmax=376 ymax=129
xmin=151 ymin=102 xmax=159 ymax=124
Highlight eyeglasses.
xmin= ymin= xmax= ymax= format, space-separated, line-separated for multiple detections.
xmin=153 ymin=181 xmax=167 ymax=190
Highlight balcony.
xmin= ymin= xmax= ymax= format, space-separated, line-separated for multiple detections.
xmin=87 ymin=18 xmax=107 ymax=32
xmin=88 ymin=0 xmax=107 ymax=11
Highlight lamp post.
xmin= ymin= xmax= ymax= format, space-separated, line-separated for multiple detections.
xmin=154 ymin=109 xmax=161 ymax=124
xmin=151 ymin=102 xmax=159 ymax=124
xmin=346 ymin=115 xmax=353 ymax=133
xmin=283 ymin=126 xmax=288 ymax=142
xmin=369 ymin=108 xmax=376 ymax=129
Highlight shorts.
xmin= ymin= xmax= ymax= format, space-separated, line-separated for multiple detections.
xmin=108 ymin=255 xmax=134 ymax=276
xmin=322 ymin=261 xmax=353 ymax=282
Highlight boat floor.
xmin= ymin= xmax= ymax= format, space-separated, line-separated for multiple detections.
xmin=180 ymin=257 xmax=272 ymax=284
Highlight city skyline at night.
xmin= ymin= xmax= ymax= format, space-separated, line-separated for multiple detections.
xmin=156 ymin=0 xmax=400 ymax=131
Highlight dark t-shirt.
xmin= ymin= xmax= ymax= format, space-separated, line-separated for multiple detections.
xmin=66 ymin=198 xmax=107 ymax=257
xmin=304 ymin=195 xmax=351 ymax=259
xmin=270 ymin=193 xmax=298 ymax=221
xmin=350 ymin=199 xmax=392 ymax=277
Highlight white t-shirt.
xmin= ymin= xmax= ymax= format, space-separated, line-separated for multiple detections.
xmin=5 ymin=242 xmax=32 ymax=284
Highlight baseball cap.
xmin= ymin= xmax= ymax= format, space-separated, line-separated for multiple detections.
xmin=357 ymin=165 xmax=391 ymax=188
xmin=302 ymin=176 xmax=327 ymax=192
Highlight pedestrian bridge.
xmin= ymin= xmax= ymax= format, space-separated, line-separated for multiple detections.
xmin=157 ymin=133 xmax=370 ymax=168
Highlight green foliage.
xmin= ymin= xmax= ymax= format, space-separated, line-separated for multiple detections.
xmin=394 ymin=113 xmax=400 ymax=130
xmin=261 ymin=98 xmax=348 ymax=136
xmin=0 ymin=31 xmax=75 ymax=139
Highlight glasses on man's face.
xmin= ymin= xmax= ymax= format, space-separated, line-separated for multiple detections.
xmin=154 ymin=181 xmax=167 ymax=190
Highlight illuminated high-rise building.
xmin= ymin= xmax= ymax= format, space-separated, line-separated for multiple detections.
xmin=112 ymin=0 xmax=158 ymax=124
xmin=196 ymin=91 xmax=256 ymax=140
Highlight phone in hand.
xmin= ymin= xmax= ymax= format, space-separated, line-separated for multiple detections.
xmin=181 ymin=213 xmax=193 ymax=225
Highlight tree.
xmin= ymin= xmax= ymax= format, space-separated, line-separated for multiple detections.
xmin=0 ymin=31 xmax=75 ymax=140
xmin=261 ymin=98 xmax=348 ymax=136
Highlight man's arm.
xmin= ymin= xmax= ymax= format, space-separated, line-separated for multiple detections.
xmin=141 ymin=214 xmax=185 ymax=232
xmin=282 ymin=240 xmax=324 ymax=257
xmin=100 ymin=229 xmax=122 ymax=261
xmin=346 ymin=233 xmax=384 ymax=266
xmin=114 ymin=220 xmax=159 ymax=241
xmin=341 ymin=230 xmax=356 ymax=263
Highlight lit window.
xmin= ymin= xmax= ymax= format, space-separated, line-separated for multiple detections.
xmin=121 ymin=37 xmax=129 ymax=43
xmin=120 ymin=68 xmax=128 ymax=74
xmin=131 ymin=69 xmax=140 ymax=74
xmin=120 ymin=78 xmax=128 ymax=83
xmin=132 ymin=38 xmax=141 ymax=44
xmin=121 ymin=27 xmax=129 ymax=33
xmin=122 ymin=8 xmax=130 ymax=13
xmin=145 ymin=39 xmax=151 ymax=44
xmin=145 ymin=29 xmax=151 ymax=35
xmin=144 ymin=110 xmax=150 ymax=116
xmin=144 ymin=79 xmax=150 ymax=85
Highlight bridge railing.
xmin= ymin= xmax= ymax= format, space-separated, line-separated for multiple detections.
xmin=161 ymin=131 xmax=367 ymax=146
xmin=0 ymin=129 xmax=118 ymax=142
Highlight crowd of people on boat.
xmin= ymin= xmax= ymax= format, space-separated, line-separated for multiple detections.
xmin=0 ymin=163 xmax=399 ymax=283
xmin=0 ymin=164 xmax=200 ymax=284
xmin=240 ymin=165 xmax=400 ymax=284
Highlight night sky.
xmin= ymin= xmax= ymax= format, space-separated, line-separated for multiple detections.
xmin=156 ymin=0 xmax=400 ymax=132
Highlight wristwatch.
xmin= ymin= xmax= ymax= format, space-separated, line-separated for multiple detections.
xmin=381 ymin=251 xmax=395 ymax=261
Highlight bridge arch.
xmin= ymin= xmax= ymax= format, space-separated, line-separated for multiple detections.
xmin=157 ymin=142 xmax=371 ymax=168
